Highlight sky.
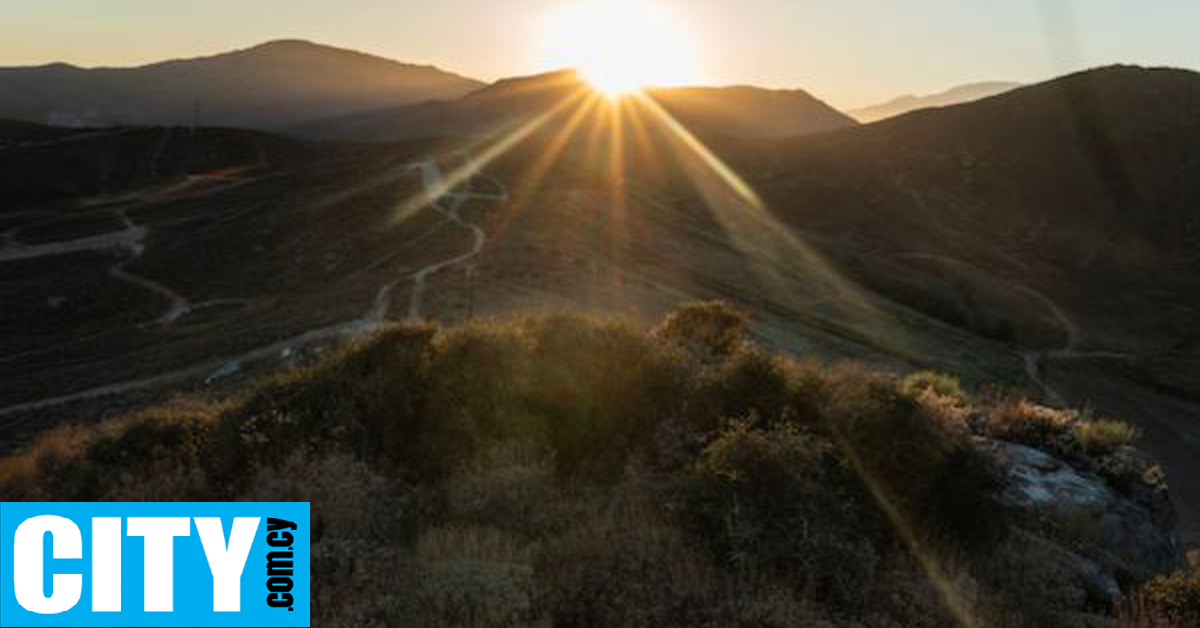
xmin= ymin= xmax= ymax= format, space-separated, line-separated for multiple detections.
xmin=2 ymin=0 xmax=1199 ymax=108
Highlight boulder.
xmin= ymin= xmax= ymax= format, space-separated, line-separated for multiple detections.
xmin=990 ymin=442 xmax=1185 ymax=606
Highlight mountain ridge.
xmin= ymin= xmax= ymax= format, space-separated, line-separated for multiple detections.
xmin=849 ymin=80 xmax=1022 ymax=123
xmin=295 ymin=69 xmax=858 ymax=141
xmin=0 ymin=39 xmax=485 ymax=129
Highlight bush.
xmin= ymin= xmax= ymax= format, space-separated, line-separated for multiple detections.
xmin=823 ymin=368 xmax=1005 ymax=548
xmin=521 ymin=315 xmax=690 ymax=478
xmin=1121 ymin=569 xmax=1200 ymax=626
xmin=695 ymin=348 xmax=795 ymax=430
xmin=0 ymin=398 xmax=219 ymax=501
xmin=985 ymin=398 xmax=1076 ymax=457
xmin=208 ymin=325 xmax=444 ymax=489
xmin=679 ymin=420 xmax=880 ymax=605
xmin=985 ymin=398 xmax=1140 ymax=464
xmin=901 ymin=370 xmax=967 ymax=400
xmin=1075 ymin=419 xmax=1140 ymax=456
xmin=653 ymin=300 xmax=749 ymax=360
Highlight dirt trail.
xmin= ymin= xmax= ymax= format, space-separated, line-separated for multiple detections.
xmin=895 ymin=251 xmax=1142 ymax=406
xmin=0 ymin=202 xmax=224 ymax=328
xmin=105 ymin=209 xmax=191 ymax=325
xmin=0 ymin=150 xmax=265 ymax=325
xmin=362 ymin=154 xmax=505 ymax=324
xmin=0 ymin=222 xmax=146 ymax=263
xmin=405 ymin=157 xmax=494 ymax=320
xmin=0 ymin=153 xmax=507 ymax=421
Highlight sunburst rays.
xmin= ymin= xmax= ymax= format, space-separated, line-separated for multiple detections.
xmin=372 ymin=81 xmax=977 ymax=624
xmin=388 ymin=81 xmax=905 ymax=341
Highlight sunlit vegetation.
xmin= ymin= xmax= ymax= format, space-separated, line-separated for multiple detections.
xmin=902 ymin=370 xmax=969 ymax=401
xmin=1119 ymin=568 xmax=1200 ymax=627
xmin=987 ymin=398 xmax=1142 ymax=463
xmin=0 ymin=302 xmax=1166 ymax=627
xmin=1076 ymin=418 xmax=1141 ymax=457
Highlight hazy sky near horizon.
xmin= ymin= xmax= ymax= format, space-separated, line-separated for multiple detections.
xmin=3 ymin=0 xmax=1199 ymax=108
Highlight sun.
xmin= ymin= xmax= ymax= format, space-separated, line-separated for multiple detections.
xmin=540 ymin=0 xmax=699 ymax=97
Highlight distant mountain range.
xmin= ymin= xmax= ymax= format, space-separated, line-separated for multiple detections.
xmin=0 ymin=40 xmax=484 ymax=129
xmin=295 ymin=69 xmax=858 ymax=141
xmin=848 ymin=81 xmax=1021 ymax=123
xmin=0 ymin=42 xmax=857 ymax=141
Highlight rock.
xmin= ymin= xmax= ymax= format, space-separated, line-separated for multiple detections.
xmin=988 ymin=441 xmax=1185 ymax=608
xmin=995 ymin=442 xmax=1114 ymax=513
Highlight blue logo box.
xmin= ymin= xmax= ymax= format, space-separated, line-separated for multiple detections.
xmin=1 ymin=502 xmax=309 ymax=627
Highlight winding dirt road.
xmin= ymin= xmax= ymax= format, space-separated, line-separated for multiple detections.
xmin=0 ymin=154 xmax=506 ymax=422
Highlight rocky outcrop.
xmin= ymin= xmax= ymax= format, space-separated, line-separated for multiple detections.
xmin=989 ymin=441 xmax=1184 ymax=610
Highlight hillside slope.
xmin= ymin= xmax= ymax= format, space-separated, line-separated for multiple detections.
xmin=0 ymin=40 xmax=484 ymax=129
xmin=738 ymin=64 xmax=1200 ymax=538
xmin=754 ymin=66 xmax=1200 ymax=355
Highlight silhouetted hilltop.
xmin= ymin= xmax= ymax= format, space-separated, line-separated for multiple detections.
xmin=0 ymin=40 xmax=484 ymax=129
xmin=297 ymin=70 xmax=857 ymax=141
xmin=771 ymin=66 xmax=1200 ymax=261
xmin=647 ymin=84 xmax=856 ymax=138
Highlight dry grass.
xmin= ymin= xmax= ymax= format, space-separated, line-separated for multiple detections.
xmin=1076 ymin=419 xmax=1141 ymax=456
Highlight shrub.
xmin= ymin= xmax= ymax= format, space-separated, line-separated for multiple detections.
xmin=824 ymin=371 xmax=953 ymax=509
xmin=902 ymin=370 xmax=967 ymax=400
xmin=207 ymin=324 xmax=441 ymax=489
xmin=653 ymin=300 xmax=749 ymax=360
xmin=0 ymin=424 xmax=95 ymax=501
xmin=679 ymin=420 xmax=880 ymax=605
xmin=425 ymin=324 xmax=531 ymax=441
xmin=1075 ymin=419 xmax=1140 ymax=456
xmin=823 ymin=368 xmax=1005 ymax=548
xmin=1120 ymin=569 xmax=1200 ymax=627
xmin=985 ymin=398 xmax=1076 ymax=457
xmin=0 ymin=398 xmax=220 ymax=501
xmin=521 ymin=315 xmax=690 ymax=478
xmin=670 ymin=350 xmax=825 ymax=464
xmin=695 ymin=347 xmax=794 ymax=429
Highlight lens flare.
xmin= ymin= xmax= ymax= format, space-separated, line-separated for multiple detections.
xmin=540 ymin=1 xmax=699 ymax=97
